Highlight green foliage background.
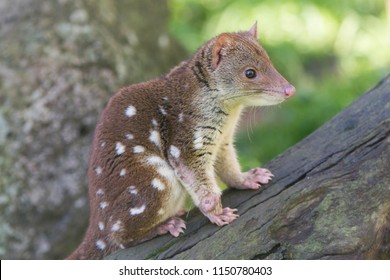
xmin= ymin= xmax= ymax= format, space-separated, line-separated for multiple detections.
xmin=168 ymin=0 xmax=390 ymax=170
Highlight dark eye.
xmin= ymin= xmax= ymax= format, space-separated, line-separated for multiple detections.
xmin=245 ymin=69 xmax=257 ymax=79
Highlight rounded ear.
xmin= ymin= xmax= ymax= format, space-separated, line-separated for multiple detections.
xmin=211 ymin=34 xmax=233 ymax=69
xmin=248 ymin=21 xmax=258 ymax=39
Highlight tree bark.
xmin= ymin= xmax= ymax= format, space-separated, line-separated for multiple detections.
xmin=107 ymin=75 xmax=390 ymax=260
xmin=0 ymin=0 xmax=186 ymax=259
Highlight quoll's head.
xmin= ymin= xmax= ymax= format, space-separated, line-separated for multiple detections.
xmin=210 ymin=22 xmax=295 ymax=107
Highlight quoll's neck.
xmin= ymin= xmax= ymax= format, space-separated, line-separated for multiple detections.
xmin=189 ymin=46 xmax=234 ymax=118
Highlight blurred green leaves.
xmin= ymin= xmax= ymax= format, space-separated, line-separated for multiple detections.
xmin=168 ymin=0 xmax=390 ymax=168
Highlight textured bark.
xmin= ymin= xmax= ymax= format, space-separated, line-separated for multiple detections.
xmin=0 ymin=0 xmax=186 ymax=259
xmin=107 ymin=75 xmax=390 ymax=260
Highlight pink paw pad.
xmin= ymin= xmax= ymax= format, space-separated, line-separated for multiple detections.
xmin=157 ymin=217 xmax=186 ymax=237
xmin=240 ymin=168 xmax=274 ymax=190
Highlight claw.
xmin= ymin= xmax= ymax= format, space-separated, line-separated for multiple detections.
xmin=206 ymin=207 xmax=239 ymax=226
xmin=237 ymin=167 xmax=274 ymax=190
xmin=157 ymin=217 xmax=186 ymax=237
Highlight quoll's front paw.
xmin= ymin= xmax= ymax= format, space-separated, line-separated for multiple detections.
xmin=205 ymin=207 xmax=239 ymax=226
xmin=238 ymin=168 xmax=274 ymax=190
xmin=199 ymin=193 xmax=239 ymax=226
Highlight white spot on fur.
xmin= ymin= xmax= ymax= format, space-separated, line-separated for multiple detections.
xmin=101 ymin=142 xmax=106 ymax=147
xmin=149 ymin=130 xmax=161 ymax=148
xmin=157 ymin=166 xmax=176 ymax=184
xmin=152 ymin=119 xmax=158 ymax=127
xmin=194 ymin=130 xmax=202 ymax=139
xmin=158 ymin=208 xmax=165 ymax=215
xmin=193 ymin=130 xmax=203 ymax=149
xmin=96 ymin=239 xmax=106 ymax=250
xmin=95 ymin=166 xmax=102 ymax=175
xmin=98 ymin=222 xmax=104 ymax=231
xmin=170 ymin=145 xmax=180 ymax=158
xmin=128 ymin=186 xmax=138 ymax=195
xmin=145 ymin=155 xmax=165 ymax=166
xmin=119 ymin=244 xmax=125 ymax=249
xmin=178 ymin=113 xmax=183 ymax=122
xmin=146 ymin=155 xmax=178 ymax=188
xmin=100 ymin=201 xmax=109 ymax=209
xmin=163 ymin=96 xmax=168 ymax=101
xmin=159 ymin=106 xmax=167 ymax=115
xmin=125 ymin=133 xmax=134 ymax=140
xmin=119 ymin=168 xmax=126 ymax=176
xmin=194 ymin=142 xmax=203 ymax=149
xmin=111 ymin=220 xmax=122 ymax=232
xmin=130 ymin=204 xmax=146 ymax=215
xmin=96 ymin=188 xmax=104 ymax=196
xmin=115 ymin=142 xmax=125 ymax=155
xmin=133 ymin=145 xmax=145 ymax=153
xmin=151 ymin=178 xmax=165 ymax=191
xmin=125 ymin=105 xmax=136 ymax=117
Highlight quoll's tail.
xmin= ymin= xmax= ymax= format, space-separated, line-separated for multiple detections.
xmin=66 ymin=226 xmax=113 ymax=260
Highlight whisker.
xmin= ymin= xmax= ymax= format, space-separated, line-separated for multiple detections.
xmin=251 ymin=107 xmax=256 ymax=135
xmin=253 ymin=106 xmax=258 ymax=134
xmin=224 ymin=87 xmax=284 ymax=101
xmin=224 ymin=90 xmax=266 ymax=101
xmin=246 ymin=107 xmax=253 ymax=143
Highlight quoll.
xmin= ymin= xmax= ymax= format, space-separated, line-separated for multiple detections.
xmin=67 ymin=23 xmax=295 ymax=259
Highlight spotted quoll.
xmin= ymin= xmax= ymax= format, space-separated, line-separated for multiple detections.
xmin=67 ymin=23 xmax=295 ymax=259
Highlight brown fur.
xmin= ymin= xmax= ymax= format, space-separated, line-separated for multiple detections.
xmin=67 ymin=23 xmax=295 ymax=259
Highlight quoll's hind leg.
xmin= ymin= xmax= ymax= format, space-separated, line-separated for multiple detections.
xmin=143 ymin=208 xmax=188 ymax=241
xmin=107 ymin=160 xmax=187 ymax=247
xmin=137 ymin=216 xmax=186 ymax=244
xmin=155 ymin=208 xmax=188 ymax=237
xmin=175 ymin=207 xmax=187 ymax=217
xmin=156 ymin=216 xmax=186 ymax=237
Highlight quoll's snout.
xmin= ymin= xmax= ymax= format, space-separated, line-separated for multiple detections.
xmin=283 ymin=84 xmax=296 ymax=98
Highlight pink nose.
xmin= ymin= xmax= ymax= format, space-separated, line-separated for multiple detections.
xmin=284 ymin=84 xmax=296 ymax=97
